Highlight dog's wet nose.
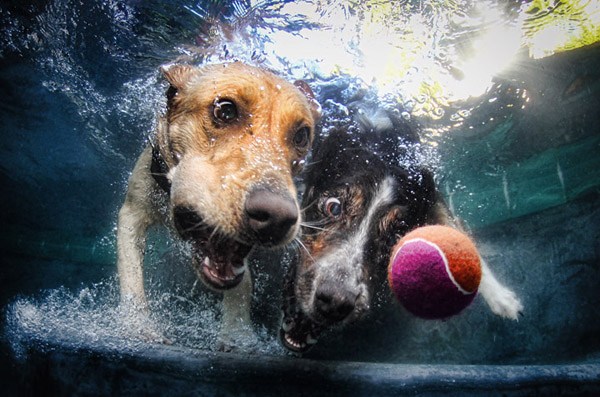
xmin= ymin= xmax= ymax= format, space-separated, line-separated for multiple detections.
xmin=315 ymin=287 xmax=356 ymax=323
xmin=245 ymin=188 xmax=298 ymax=245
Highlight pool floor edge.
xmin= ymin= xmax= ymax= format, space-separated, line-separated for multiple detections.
xmin=11 ymin=341 xmax=600 ymax=396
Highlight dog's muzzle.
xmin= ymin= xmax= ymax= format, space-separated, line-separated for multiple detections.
xmin=173 ymin=207 xmax=251 ymax=290
xmin=313 ymin=281 xmax=358 ymax=324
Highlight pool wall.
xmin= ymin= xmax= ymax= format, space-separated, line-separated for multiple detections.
xmin=14 ymin=341 xmax=600 ymax=396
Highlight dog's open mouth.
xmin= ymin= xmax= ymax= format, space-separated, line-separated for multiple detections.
xmin=174 ymin=207 xmax=252 ymax=290
xmin=194 ymin=237 xmax=252 ymax=290
xmin=280 ymin=311 xmax=322 ymax=353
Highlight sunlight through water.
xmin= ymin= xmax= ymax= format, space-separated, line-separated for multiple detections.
xmin=247 ymin=0 xmax=600 ymax=120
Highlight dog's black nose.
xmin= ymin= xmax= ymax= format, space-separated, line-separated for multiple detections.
xmin=245 ymin=188 xmax=298 ymax=245
xmin=315 ymin=287 xmax=356 ymax=323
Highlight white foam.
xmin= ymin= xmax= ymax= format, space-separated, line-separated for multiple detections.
xmin=5 ymin=276 xmax=287 ymax=361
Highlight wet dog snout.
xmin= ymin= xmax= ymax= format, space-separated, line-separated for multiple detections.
xmin=245 ymin=188 xmax=298 ymax=245
xmin=314 ymin=285 xmax=356 ymax=323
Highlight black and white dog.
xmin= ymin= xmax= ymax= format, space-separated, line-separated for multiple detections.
xmin=280 ymin=99 xmax=523 ymax=353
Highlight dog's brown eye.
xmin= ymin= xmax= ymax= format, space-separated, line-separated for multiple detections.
xmin=213 ymin=100 xmax=238 ymax=123
xmin=324 ymin=197 xmax=342 ymax=218
xmin=293 ymin=127 xmax=311 ymax=150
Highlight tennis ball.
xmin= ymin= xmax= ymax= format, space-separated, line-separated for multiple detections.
xmin=387 ymin=225 xmax=482 ymax=319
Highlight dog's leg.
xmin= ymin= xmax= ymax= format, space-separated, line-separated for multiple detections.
xmin=429 ymin=201 xmax=523 ymax=320
xmin=117 ymin=199 xmax=152 ymax=311
xmin=117 ymin=202 xmax=167 ymax=341
xmin=117 ymin=147 xmax=157 ymax=310
xmin=218 ymin=261 xmax=257 ymax=352
xmin=116 ymin=147 xmax=167 ymax=341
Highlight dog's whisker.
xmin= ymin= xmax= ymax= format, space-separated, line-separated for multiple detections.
xmin=301 ymin=217 xmax=329 ymax=227
xmin=303 ymin=159 xmax=322 ymax=168
xmin=182 ymin=221 xmax=211 ymax=234
xmin=300 ymin=199 xmax=319 ymax=213
xmin=300 ymin=222 xmax=327 ymax=231
xmin=208 ymin=225 xmax=225 ymax=243
xmin=181 ymin=224 xmax=201 ymax=233
xmin=293 ymin=237 xmax=315 ymax=262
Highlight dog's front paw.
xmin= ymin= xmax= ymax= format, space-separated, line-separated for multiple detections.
xmin=118 ymin=303 xmax=172 ymax=344
xmin=484 ymin=286 xmax=524 ymax=320
xmin=216 ymin=332 xmax=259 ymax=353
xmin=216 ymin=338 xmax=243 ymax=353
xmin=135 ymin=321 xmax=172 ymax=345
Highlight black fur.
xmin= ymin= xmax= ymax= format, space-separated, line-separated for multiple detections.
xmin=280 ymin=102 xmax=440 ymax=353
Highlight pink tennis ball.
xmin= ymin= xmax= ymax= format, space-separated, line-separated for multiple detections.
xmin=387 ymin=225 xmax=482 ymax=319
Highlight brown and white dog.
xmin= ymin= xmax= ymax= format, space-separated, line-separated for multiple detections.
xmin=117 ymin=62 xmax=320 ymax=344
xmin=280 ymin=101 xmax=523 ymax=353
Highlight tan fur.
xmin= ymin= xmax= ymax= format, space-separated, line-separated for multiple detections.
xmin=117 ymin=62 xmax=319 ymax=344
xmin=161 ymin=63 xmax=317 ymax=242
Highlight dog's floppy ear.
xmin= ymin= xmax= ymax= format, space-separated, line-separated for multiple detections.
xmin=294 ymin=80 xmax=322 ymax=122
xmin=160 ymin=63 xmax=198 ymax=90
xmin=160 ymin=64 xmax=199 ymax=109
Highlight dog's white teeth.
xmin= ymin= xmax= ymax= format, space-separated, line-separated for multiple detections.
xmin=203 ymin=257 xmax=211 ymax=267
xmin=284 ymin=333 xmax=305 ymax=350
xmin=306 ymin=334 xmax=318 ymax=345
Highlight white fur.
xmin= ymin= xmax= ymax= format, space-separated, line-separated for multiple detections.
xmin=305 ymin=177 xmax=395 ymax=320
xmin=479 ymin=259 xmax=524 ymax=320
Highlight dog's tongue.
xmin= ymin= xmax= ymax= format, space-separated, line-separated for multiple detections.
xmin=197 ymin=240 xmax=252 ymax=290
xmin=201 ymin=256 xmax=245 ymax=288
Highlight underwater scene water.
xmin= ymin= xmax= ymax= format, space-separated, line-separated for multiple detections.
xmin=1 ymin=0 xmax=600 ymax=395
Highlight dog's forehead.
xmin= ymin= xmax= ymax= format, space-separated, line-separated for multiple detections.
xmin=307 ymin=166 xmax=380 ymax=204
xmin=189 ymin=65 xmax=309 ymax=112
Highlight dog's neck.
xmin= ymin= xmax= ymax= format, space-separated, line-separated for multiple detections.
xmin=150 ymin=145 xmax=171 ymax=194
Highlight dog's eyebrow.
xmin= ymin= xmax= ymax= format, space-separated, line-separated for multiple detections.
xmin=343 ymin=176 xmax=396 ymax=261
xmin=363 ymin=177 xmax=395 ymax=229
